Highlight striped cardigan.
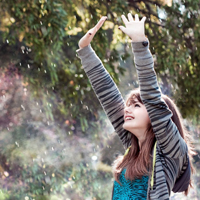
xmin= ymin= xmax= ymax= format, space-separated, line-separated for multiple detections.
xmin=76 ymin=41 xmax=189 ymax=200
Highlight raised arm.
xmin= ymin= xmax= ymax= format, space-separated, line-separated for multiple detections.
xmin=119 ymin=13 xmax=187 ymax=158
xmin=76 ymin=17 xmax=132 ymax=149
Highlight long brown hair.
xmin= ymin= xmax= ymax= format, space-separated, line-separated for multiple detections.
xmin=113 ymin=88 xmax=195 ymax=195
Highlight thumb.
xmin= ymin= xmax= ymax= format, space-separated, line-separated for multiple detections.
xmin=118 ymin=26 xmax=126 ymax=33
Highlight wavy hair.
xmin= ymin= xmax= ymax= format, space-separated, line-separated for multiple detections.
xmin=113 ymin=88 xmax=195 ymax=196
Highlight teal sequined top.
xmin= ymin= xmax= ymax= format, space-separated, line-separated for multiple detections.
xmin=113 ymin=169 xmax=149 ymax=200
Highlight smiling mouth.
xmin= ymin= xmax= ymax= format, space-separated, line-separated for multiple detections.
xmin=125 ymin=117 xmax=134 ymax=121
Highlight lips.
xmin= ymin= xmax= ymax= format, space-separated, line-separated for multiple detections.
xmin=124 ymin=115 xmax=135 ymax=121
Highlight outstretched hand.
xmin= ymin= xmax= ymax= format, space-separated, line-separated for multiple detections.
xmin=78 ymin=16 xmax=107 ymax=49
xmin=119 ymin=13 xmax=147 ymax=42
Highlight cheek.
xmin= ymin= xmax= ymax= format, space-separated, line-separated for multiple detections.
xmin=146 ymin=114 xmax=150 ymax=125
xmin=142 ymin=110 xmax=150 ymax=124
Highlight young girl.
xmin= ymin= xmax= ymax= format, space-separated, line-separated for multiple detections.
xmin=76 ymin=13 xmax=194 ymax=200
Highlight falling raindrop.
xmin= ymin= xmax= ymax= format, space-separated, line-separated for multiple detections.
xmin=92 ymin=155 xmax=97 ymax=161
xmin=40 ymin=21 xmax=43 ymax=25
xmin=6 ymin=40 xmax=9 ymax=43
xmin=28 ymin=64 xmax=30 ymax=68
xmin=15 ymin=141 xmax=19 ymax=147
xmin=21 ymin=105 xmax=25 ymax=110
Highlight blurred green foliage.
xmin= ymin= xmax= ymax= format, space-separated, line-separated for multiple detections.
xmin=0 ymin=0 xmax=199 ymax=199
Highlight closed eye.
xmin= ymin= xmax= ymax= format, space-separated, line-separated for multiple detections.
xmin=134 ymin=103 xmax=140 ymax=107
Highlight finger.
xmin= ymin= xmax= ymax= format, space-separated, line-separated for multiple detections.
xmin=135 ymin=14 xmax=139 ymax=21
xmin=95 ymin=16 xmax=107 ymax=30
xmin=121 ymin=15 xmax=129 ymax=25
xmin=141 ymin=16 xmax=146 ymax=22
xmin=128 ymin=13 xmax=134 ymax=22
xmin=118 ymin=26 xmax=126 ymax=33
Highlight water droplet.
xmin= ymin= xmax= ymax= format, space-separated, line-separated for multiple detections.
xmin=15 ymin=141 xmax=19 ymax=147
xmin=21 ymin=105 xmax=25 ymax=110
xmin=92 ymin=155 xmax=97 ymax=161
xmin=6 ymin=40 xmax=9 ymax=43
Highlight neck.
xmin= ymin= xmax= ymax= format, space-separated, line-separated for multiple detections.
xmin=131 ymin=129 xmax=147 ymax=149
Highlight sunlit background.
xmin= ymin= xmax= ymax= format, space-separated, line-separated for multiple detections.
xmin=0 ymin=0 xmax=199 ymax=199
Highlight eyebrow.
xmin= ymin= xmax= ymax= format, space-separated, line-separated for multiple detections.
xmin=127 ymin=99 xmax=140 ymax=105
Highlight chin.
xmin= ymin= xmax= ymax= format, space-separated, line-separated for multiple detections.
xmin=123 ymin=123 xmax=130 ymax=131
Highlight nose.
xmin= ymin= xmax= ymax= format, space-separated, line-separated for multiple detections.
xmin=124 ymin=105 xmax=131 ymax=113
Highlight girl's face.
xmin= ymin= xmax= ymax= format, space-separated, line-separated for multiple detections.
xmin=123 ymin=97 xmax=150 ymax=137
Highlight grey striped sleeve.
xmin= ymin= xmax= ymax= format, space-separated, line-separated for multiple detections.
xmin=131 ymin=42 xmax=187 ymax=158
xmin=76 ymin=45 xmax=132 ymax=149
